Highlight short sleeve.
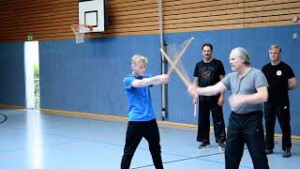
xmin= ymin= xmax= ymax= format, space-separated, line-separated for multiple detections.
xmin=255 ymin=70 xmax=269 ymax=88
xmin=285 ymin=64 xmax=295 ymax=79
xmin=124 ymin=76 xmax=135 ymax=90
xmin=193 ymin=63 xmax=198 ymax=77
xmin=218 ymin=60 xmax=226 ymax=76
xmin=221 ymin=74 xmax=231 ymax=90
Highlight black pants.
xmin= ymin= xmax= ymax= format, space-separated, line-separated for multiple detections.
xmin=264 ymin=103 xmax=292 ymax=151
xmin=197 ymin=100 xmax=226 ymax=143
xmin=121 ymin=119 xmax=163 ymax=169
xmin=225 ymin=111 xmax=269 ymax=169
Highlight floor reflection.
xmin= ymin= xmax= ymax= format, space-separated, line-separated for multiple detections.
xmin=26 ymin=110 xmax=43 ymax=169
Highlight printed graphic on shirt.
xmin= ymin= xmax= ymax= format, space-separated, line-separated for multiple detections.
xmin=199 ymin=67 xmax=217 ymax=85
xmin=276 ymin=70 xmax=282 ymax=76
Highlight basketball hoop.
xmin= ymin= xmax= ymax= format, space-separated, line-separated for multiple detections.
xmin=71 ymin=24 xmax=93 ymax=44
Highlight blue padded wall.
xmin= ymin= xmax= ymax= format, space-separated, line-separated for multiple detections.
xmin=1 ymin=25 xmax=299 ymax=135
xmin=165 ymin=25 xmax=300 ymax=134
xmin=0 ymin=42 xmax=25 ymax=106
xmin=39 ymin=35 xmax=163 ymax=118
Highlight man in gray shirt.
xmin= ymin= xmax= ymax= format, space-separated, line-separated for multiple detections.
xmin=188 ymin=47 xmax=269 ymax=169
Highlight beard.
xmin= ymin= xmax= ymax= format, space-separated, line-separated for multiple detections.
xmin=231 ymin=66 xmax=236 ymax=71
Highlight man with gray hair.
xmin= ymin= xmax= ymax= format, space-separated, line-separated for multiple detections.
xmin=188 ymin=47 xmax=269 ymax=169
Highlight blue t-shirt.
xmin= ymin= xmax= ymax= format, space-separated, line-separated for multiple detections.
xmin=124 ymin=74 xmax=155 ymax=121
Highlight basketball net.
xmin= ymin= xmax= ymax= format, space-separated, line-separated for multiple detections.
xmin=71 ymin=24 xmax=93 ymax=44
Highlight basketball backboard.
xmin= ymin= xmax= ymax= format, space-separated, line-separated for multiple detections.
xmin=79 ymin=0 xmax=105 ymax=32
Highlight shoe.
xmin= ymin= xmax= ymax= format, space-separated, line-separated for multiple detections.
xmin=198 ymin=142 xmax=210 ymax=149
xmin=218 ymin=142 xmax=225 ymax=151
xmin=265 ymin=149 xmax=273 ymax=155
xmin=282 ymin=149 xmax=291 ymax=158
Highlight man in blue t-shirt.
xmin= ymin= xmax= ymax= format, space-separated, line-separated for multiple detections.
xmin=262 ymin=45 xmax=297 ymax=158
xmin=121 ymin=54 xmax=169 ymax=169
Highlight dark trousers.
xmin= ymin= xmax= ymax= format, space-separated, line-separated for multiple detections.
xmin=225 ymin=111 xmax=269 ymax=169
xmin=121 ymin=119 xmax=164 ymax=169
xmin=197 ymin=100 xmax=226 ymax=143
xmin=264 ymin=103 xmax=292 ymax=151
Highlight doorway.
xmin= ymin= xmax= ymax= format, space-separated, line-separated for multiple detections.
xmin=24 ymin=41 xmax=40 ymax=109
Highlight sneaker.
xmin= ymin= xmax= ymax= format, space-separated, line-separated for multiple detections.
xmin=218 ymin=142 xmax=225 ymax=151
xmin=198 ymin=142 xmax=210 ymax=149
xmin=265 ymin=149 xmax=273 ymax=155
xmin=282 ymin=149 xmax=291 ymax=158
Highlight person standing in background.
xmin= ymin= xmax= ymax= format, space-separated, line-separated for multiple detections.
xmin=193 ymin=43 xmax=226 ymax=150
xmin=262 ymin=45 xmax=297 ymax=158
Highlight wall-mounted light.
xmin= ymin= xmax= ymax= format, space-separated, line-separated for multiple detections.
xmin=292 ymin=16 xmax=298 ymax=22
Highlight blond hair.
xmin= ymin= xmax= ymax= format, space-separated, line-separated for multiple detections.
xmin=131 ymin=54 xmax=148 ymax=65
xmin=269 ymin=45 xmax=282 ymax=52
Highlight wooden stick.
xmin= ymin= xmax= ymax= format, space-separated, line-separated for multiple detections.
xmin=160 ymin=48 xmax=192 ymax=87
xmin=167 ymin=37 xmax=194 ymax=75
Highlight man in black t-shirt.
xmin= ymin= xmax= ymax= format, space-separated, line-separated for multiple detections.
xmin=262 ymin=45 xmax=297 ymax=158
xmin=193 ymin=43 xmax=226 ymax=150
